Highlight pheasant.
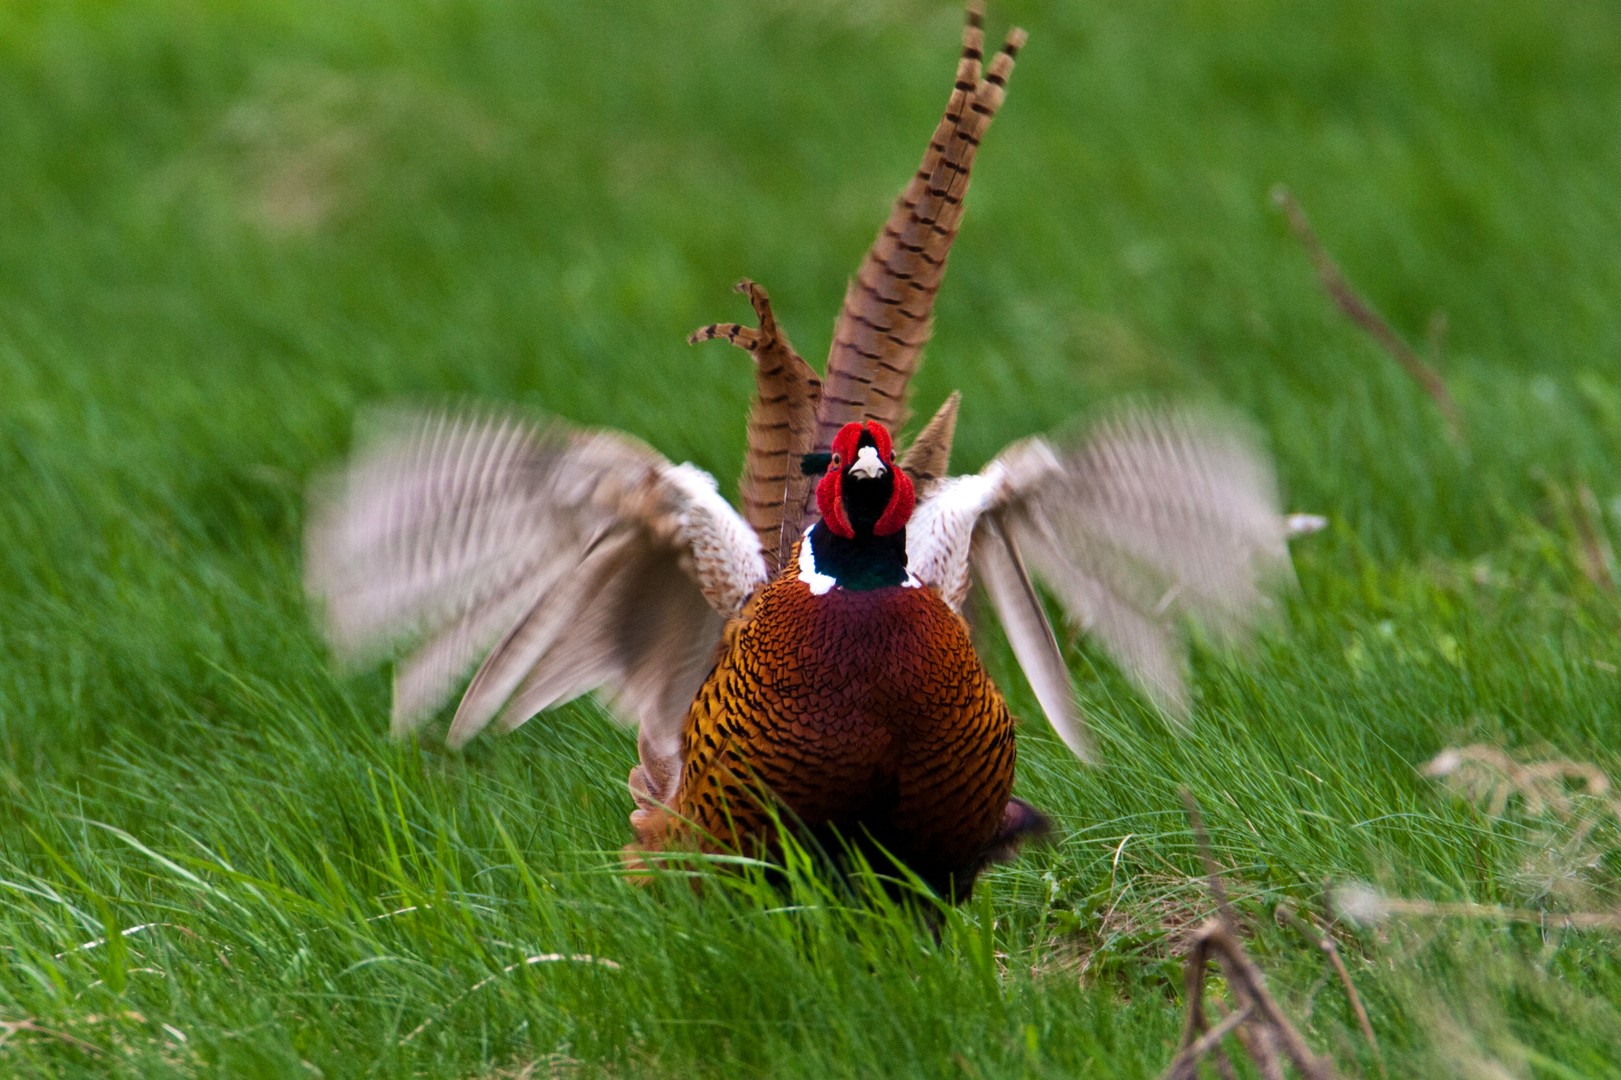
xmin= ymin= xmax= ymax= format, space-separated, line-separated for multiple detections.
xmin=306 ymin=4 xmax=1292 ymax=901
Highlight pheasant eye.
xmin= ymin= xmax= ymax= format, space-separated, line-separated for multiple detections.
xmin=829 ymin=454 xmax=842 ymax=467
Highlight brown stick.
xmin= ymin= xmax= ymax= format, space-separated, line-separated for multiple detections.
xmin=0 ymin=1017 xmax=105 ymax=1056
xmin=1175 ymin=790 xmax=1341 ymax=1080
xmin=1176 ymin=931 xmax=1213 ymax=1054
xmin=1272 ymin=184 xmax=1464 ymax=444
xmin=1574 ymin=482 xmax=1617 ymax=592
xmin=1371 ymin=896 xmax=1621 ymax=930
xmin=1211 ymin=926 xmax=1336 ymax=1079
xmin=1278 ymin=900 xmax=1385 ymax=1075
xmin=1181 ymin=790 xmax=1237 ymax=933
xmin=1234 ymin=1022 xmax=1286 ymax=1080
xmin=1164 ymin=1004 xmax=1254 ymax=1080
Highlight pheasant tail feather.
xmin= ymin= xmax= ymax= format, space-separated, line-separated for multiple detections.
xmin=897 ymin=390 xmax=961 ymax=500
xmin=689 ymin=279 xmax=823 ymax=572
xmin=813 ymin=3 xmax=1026 ymax=466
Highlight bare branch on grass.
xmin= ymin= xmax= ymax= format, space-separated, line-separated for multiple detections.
xmin=1574 ymin=483 xmax=1618 ymax=591
xmin=0 ymin=1017 xmax=105 ymax=1056
xmin=1277 ymin=899 xmax=1384 ymax=1075
xmin=1338 ymin=744 xmax=1621 ymax=934
xmin=1422 ymin=744 xmax=1620 ymax=825
xmin=1161 ymin=791 xmax=1340 ymax=1080
xmin=1272 ymin=185 xmax=1464 ymax=445
xmin=1180 ymin=998 xmax=1251 ymax=1063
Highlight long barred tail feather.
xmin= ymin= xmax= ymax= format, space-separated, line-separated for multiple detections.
xmin=688 ymin=280 xmax=822 ymax=574
xmin=809 ymin=2 xmax=1026 ymax=535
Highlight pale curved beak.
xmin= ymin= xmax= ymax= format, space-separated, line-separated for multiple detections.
xmin=847 ymin=445 xmax=887 ymax=479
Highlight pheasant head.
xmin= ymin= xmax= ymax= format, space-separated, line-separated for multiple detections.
xmin=813 ymin=421 xmax=916 ymax=540
xmin=797 ymin=421 xmax=917 ymax=593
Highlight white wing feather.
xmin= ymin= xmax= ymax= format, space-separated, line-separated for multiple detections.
xmin=907 ymin=408 xmax=1291 ymax=755
xmin=306 ymin=407 xmax=769 ymax=772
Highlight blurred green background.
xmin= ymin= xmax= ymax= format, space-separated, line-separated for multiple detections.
xmin=4 ymin=0 xmax=1621 ymax=1075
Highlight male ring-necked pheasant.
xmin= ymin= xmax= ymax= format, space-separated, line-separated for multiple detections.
xmin=306 ymin=4 xmax=1292 ymax=900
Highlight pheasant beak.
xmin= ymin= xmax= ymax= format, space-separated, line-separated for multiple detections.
xmin=847 ymin=445 xmax=887 ymax=480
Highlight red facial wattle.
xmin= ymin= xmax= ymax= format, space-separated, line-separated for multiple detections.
xmin=872 ymin=446 xmax=915 ymax=536
xmin=814 ymin=425 xmax=859 ymax=539
xmin=815 ymin=421 xmax=915 ymax=539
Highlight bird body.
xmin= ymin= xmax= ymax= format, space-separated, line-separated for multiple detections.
xmin=306 ymin=3 xmax=1293 ymax=903
xmin=650 ymin=550 xmax=1021 ymax=897
xmin=631 ymin=422 xmax=1030 ymax=897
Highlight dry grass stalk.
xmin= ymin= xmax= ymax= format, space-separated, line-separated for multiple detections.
xmin=1573 ymin=482 xmax=1617 ymax=591
xmin=1529 ymin=473 xmax=1620 ymax=592
xmin=1276 ymin=900 xmax=1384 ymax=1076
xmin=1423 ymin=743 xmax=1621 ymax=910
xmin=1421 ymin=744 xmax=1620 ymax=826
xmin=1331 ymin=882 xmax=1621 ymax=933
xmin=479 ymin=1055 xmax=584 ymax=1080
xmin=0 ymin=1016 xmax=105 ymax=1056
xmin=1160 ymin=792 xmax=1340 ymax=1080
xmin=1271 ymin=185 xmax=1464 ymax=445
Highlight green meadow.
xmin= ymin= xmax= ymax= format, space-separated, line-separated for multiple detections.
xmin=4 ymin=0 xmax=1621 ymax=1074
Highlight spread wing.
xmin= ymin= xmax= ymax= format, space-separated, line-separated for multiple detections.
xmin=305 ymin=407 xmax=769 ymax=800
xmin=907 ymin=409 xmax=1293 ymax=760
xmin=800 ymin=2 xmax=1026 ymax=531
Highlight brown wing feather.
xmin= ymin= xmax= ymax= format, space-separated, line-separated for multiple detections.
xmin=811 ymin=3 xmax=1026 ymax=474
xmin=689 ymin=279 xmax=822 ymax=573
xmin=897 ymin=390 xmax=961 ymax=501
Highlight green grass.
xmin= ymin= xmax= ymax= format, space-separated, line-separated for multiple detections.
xmin=4 ymin=0 xmax=1621 ymax=1074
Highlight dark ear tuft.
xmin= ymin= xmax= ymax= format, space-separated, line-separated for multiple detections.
xmin=800 ymin=452 xmax=833 ymax=476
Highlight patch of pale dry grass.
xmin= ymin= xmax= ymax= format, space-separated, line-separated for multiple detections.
xmin=1423 ymin=743 xmax=1621 ymax=909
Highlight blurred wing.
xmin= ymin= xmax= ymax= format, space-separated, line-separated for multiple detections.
xmin=908 ymin=409 xmax=1291 ymax=753
xmin=1003 ymin=412 xmax=1292 ymax=710
xmin=970 ymin=516 xmax=1096 ymax=762
xmin=305 ymin=408 xmax=769 ymax=772
xmin=806 ymin=4 xmax=1025 ymax=524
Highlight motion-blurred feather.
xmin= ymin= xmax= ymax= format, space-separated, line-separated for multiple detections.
xmin=307 ymin=409 xmax=768 ymax=757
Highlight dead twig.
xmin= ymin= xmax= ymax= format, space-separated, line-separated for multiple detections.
xmin=1421 ymin=744 xmax=1620 ymax=824
xmin=1573 ymin=482 xmax=1618 ymax=592
xmin=1161 ymin=791 xmax=1339 ymax=1080
xmin=1277 ymin=898 xmax=1384 ymax=1075
xmin=1272 ymin=184 xmax=1464 ymax=445
xmin=1164 ymin=1005 xmax=1253 ymax=1080
xmin=0 ymin=1017 xmax=105 ymax=1056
